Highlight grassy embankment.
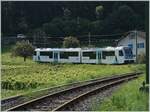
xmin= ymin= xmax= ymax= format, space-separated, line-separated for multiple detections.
xmin=1 ymin=48 xmax=145 ymax=99
xmin=92 ymin=66 xmax=148 ymax=111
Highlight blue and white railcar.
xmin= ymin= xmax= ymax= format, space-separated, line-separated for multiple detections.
xmin=58 ymin=48 xmax=81 ymax=63
xmin=101 ymin=47 xmax=121 ymax=64
xmin=33 ymin=46 xmax=135 ymax=64
xmin=81 ymin=48 xmax=97 ymax=64
xmin=33 ymin=48 xmax=81 ymax=63
xmin=100 ymin=46 xmax=134 ymax=64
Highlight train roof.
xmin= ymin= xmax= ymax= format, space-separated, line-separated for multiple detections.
xmin=102 ymin=46 xmax=125 ymax=51
xmin=35 ymin=48 xmax=81 ymax=51
xmin=35 ymin=46 xmax=128 ymax=52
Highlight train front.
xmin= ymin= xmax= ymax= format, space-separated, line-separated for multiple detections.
xmin=123 ymin=47 xmax=135 ymax=63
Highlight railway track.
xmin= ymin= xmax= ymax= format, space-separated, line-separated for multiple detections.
xmin=4 ymin=72 xmax=142 ymax=111
xmin=1 ymin=72 xmax=136 ymax=110
xmin=2 ymin=72 xmax=138 ymax=110
xmin=2 ymin=74 xmax=120 ymax=111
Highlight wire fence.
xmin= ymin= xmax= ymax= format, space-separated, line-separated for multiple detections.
xmin=2 ymin=32 xmax=129 ymax=48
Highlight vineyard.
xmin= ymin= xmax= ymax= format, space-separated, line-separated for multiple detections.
xmin=1 ymin=51 xmax=145 ymax=98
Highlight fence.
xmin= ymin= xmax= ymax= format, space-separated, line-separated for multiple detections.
xmin=1 ymin=36 xmax=119 ymax=48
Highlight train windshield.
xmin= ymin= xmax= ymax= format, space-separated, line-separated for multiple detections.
xmin=124 ymin=47 xmax=133 ymax=59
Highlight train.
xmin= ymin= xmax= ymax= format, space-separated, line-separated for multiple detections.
xmin=33 ymin=46 xmax=135 ymax=64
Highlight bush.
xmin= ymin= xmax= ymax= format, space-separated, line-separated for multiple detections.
xmin=12 ymin=40 xmax=35 ymax=61
xmin=137 ymin=53 xmax=146 ymax=64
xmin=1 ymin=80 xmax=41 ymax=90
xmin=63 ymin=36 xmax=80 ymax=48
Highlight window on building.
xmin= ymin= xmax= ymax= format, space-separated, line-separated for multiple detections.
xmin=119 ymin=50 xmax=123 ymax=56
xmin=137 ymin=43 xmax=144 ymax=48
xmin=83 ymin=51 xmax=96 ymax=59
xmin=128 ymin=44 xmax=133 ymax=49
xmin=60 ymin=52 xmax=78 ymax=59
xmin=40 ymin=51 xmax=53 ymax=58
xmin=102 ymin=51 xmax=115 ymax=59
xmin=129 ymin=33 xmax=135 ymax=39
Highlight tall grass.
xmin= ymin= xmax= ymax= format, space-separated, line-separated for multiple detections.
xmin=92 ymin=75 xmax=149 ymax=111
xmin=1 ymin=52 xmax=145 ymax=98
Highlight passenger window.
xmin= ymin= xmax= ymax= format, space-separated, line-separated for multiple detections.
xmin=83 ymin=52 xmax=96 ymax=59
xmin=40 ymin=52 xmax=53 ymax=58
xmin=119 ymin=50 xmax=123 ymax=56
xmin=102 ymin=51 xmax=115 ymax=59
xmin=60 ymin=52 xmax=78 ymax=59
xmin=34 ymin=51 xmax=36 ymax=55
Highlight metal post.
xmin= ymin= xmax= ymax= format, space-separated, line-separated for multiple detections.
xmin=33 ymin=34 xmax=36 ymax=46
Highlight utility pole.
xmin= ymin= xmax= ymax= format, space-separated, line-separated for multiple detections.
xmin=145 ymin=2 xmax=149 ymax=84
xmin=33 ymin=34 xmax=36 ymax=46
xmin=135 ymin=30 xmax=138 ymax=63
xmin=88 ymin=32 xmax=91 ymax=47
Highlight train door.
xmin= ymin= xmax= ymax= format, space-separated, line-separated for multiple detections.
xmin=96 ymin=50 xmax=101 ymax=64
xmin=53 ymin=51 xmax=59 ymax=63
xmin=117 ymin=50 xmax=124 ymax=64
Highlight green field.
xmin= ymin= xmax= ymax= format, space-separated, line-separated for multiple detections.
xmin=1 ymin=50 xmax=146 ymax=99
xmin=92 ymin=75 xmax=149 ymax=111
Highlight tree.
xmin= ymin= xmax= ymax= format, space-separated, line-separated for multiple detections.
xmin=90 ymin=20 xmax=103 ymax=34
xmin=102 ymin=5 xmax=140 ymax=34
xmin=63 ymin=8 xmax=71 ymax=20
xmin=32 ymin=28 xmax=46 ymax=47
xmin=63 ymin=36 xmax=80 ymax=48
xmin=12 ymin=40 xmax=35 ymax=61
xmin=95 ymin=5 xmax=104 ymax=19
xmin=17 ymin=17 xmax=28 ymax=34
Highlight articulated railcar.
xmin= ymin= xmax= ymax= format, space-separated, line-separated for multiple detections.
xmin=33 ymin=46 xmax=135 ymax=64
xmin=100 ymin=47 xmax=134 ymax=64
xmin=33 ymin=48 xmax=81 ymax=63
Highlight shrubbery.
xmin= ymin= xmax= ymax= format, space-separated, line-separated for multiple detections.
xmin=63 ymin=36 xmax=80 ymax=48
xmin=137 ymin=53 xmax=146 ymax=64
xmin=1 ymin=78 xmax=41 ymax=90
xmin=12 ymin=40 xmax=35 ymax=61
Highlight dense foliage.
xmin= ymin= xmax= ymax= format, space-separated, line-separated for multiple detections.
xmin=2 ymin=1 xmax=146 ymax=37
xmin=12 ymin=40 xmax=35 ymax=61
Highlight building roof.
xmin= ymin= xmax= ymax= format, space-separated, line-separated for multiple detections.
xmin=117 ymin=30 xmax=146 ymax=43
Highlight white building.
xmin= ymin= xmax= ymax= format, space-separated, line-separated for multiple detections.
xmin=117 ymin=30 xmax=146 ymax=58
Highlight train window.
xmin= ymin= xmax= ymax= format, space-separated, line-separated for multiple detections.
xmin=124 ymin=48 xmax=133 ymax=59
xmin=83 ymin=52 xmax=96 ymax=59
xmin=60 ymin=52 xmax=67 ymax=59
xmin=119 ymin=50 xmax=123 ymax=56
xmin=40 ymin=51 xmax=53 ymax=58
xmin=102 ymin=51 xmax=115 ymax=59
xmin=60 ymin=52 xmax=78 ymax=59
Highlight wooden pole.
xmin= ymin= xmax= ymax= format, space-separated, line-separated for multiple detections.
xmin=135 ymin=30 xmax=138 ymax=63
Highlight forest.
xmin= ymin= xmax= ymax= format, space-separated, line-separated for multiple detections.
xmin=2 ymin=1 xmax=147 ymax=39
